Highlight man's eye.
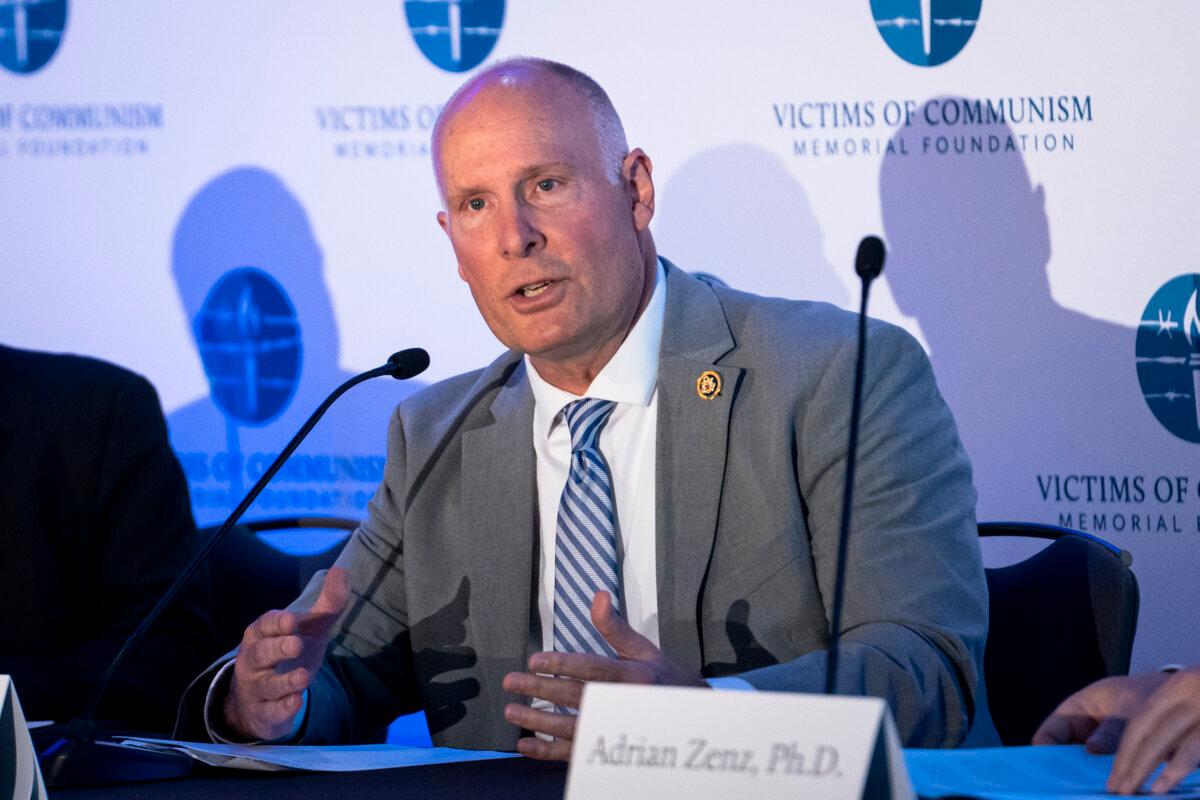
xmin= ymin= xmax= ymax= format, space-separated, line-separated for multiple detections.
xmin=536 ymin=179 xmax=557 ymax=192
xmin=468 ymin=198 xmax=485 ymax=211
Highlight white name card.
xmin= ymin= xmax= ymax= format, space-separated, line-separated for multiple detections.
xmin=566 ymin=685 xmax=913 ymax=800
xmin=1 ymin=675 xmax=48 ymax=800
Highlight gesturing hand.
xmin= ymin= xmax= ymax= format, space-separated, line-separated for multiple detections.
xmin=224 ymin=566 xmax=350 ymax=741
xmin=501 ymin=591 xmax=707 ymax=761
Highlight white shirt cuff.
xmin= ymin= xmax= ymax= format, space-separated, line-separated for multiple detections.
xmin=706 ymin=676 xmax=756 ymax=691
xmin=203 ymin=660 xmax=309 ymax=744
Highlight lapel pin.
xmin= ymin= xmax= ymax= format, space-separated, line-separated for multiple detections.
xmin=696 ymin=370 xmax=722 ymax=400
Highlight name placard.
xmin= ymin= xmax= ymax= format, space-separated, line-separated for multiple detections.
xmin=1 ymin=676 xmax=48 ymax=800
xmin=566 ymin=685 xmax=913 ymax=800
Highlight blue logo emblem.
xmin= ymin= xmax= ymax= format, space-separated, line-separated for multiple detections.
xmin=405 ymin=0 xmax=504 ymax=73
xmin=871 ymin=0 xmax=981 ymax=67
xmin=194 ymin=267 xmax=302 ymax=426
xmin=0 ymin=0 xmax=67 ymax=74
xmin=1137 ymin=274 xmax=1200 ymax=443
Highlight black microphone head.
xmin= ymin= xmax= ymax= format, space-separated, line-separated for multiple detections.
xmin=387 ymin=348 xmax=430 ymax=379
xmin=855 ymin=235 xmax=886 ymax=281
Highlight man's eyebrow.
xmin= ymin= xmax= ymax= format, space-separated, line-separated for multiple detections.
xmin=445 ymin=184 xmax=488 ymax=205
xmin=521 ymin=160 xmax=575 ymax=177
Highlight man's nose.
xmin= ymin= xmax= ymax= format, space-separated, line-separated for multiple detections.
xmin=498 ymin=202 xmax=545 ymax=258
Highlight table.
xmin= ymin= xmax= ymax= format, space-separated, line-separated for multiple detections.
xmin=52 ymin=756 xmax=569 ymax=799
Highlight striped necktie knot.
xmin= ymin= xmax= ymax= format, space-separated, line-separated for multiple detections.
xmin=563 ymin=398 xmax=616 ymax=454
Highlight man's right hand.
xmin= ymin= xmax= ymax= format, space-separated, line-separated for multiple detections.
xmin=223 ymin=566 xmax=351 ymax=741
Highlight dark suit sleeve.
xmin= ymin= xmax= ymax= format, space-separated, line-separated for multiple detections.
xmin=0 ymin=369 xmax=211 ymax=730
xmin=737 ymin=323 xmax=987 ymax=747
xmin=90 ymin=372 xmax=213 ymax=726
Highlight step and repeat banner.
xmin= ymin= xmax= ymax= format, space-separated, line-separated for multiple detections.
xmin=2 ymin=1 xmax=1198 ymax=672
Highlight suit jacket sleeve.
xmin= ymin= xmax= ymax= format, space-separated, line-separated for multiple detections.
xmin=736 ymin=321 xmax=986 ymax=748
xmin=298 ymin=403 xmax=424 ymax=742
xmin=93 ymin=372 xmax=213 ymax=729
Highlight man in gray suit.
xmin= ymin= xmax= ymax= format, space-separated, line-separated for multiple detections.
xmin=179 ymin=57 xmax=986 ymax=758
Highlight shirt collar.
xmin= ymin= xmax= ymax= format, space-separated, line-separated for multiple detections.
xmin=526 ymin=257 xmax=667 ymax=438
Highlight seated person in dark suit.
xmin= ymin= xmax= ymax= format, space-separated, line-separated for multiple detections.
xmin=0 ymin=344 xmax=211 ymax=730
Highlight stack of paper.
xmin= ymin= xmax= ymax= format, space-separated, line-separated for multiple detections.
xmin=118 ymin=737 xmax=518 ymax=773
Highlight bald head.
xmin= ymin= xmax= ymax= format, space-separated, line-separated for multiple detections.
xmin=430 ymin=57 xmax=657 ymax=393
xmin=433 ymin=57 xmax=629 ymax=197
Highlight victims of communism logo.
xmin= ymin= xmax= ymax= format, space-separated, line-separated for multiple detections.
xmin=194 ymin=267 xmax=302 ymax=427
xmin=404 ymin=0 xmax=504 ymax=73
xmin=1137 ymin=274 xmax=1200 ymax=443
xmin=0 ymin=0 xmax=67 ymax=75
xmin=870 ymin=0 xmax=981 ymax=67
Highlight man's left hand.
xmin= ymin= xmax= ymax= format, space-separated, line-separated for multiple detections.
xmin=501 ymin=590 xmax=707 ymax=761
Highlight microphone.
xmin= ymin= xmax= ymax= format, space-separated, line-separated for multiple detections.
xmin=388 ymin=347 xmax=431 ymax=379
xmin=824 ymin=238 xmax=885 ymax=695
xmin=39 ymin=349 xmax=429 ymax=787
xmin=855 ymin=235 xmax=886 ymax=281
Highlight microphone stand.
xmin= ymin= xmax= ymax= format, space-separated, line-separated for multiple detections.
xmin=39 ymin=348 xmax=429 ymax=787
xmin=824 ymin=237 xmax=886 ymax=696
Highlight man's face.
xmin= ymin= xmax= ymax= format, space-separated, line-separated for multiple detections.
xmin=435 ymin=77 xmax=651 ymax=364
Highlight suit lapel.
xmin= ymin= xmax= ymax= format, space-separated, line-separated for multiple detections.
xmin=655 ymin=262 xmax=742 ymax=671
xmin=460 ymin=358 xmax=537 ymax=747
xmin=452 ymin=265 xmax=743 ymax=732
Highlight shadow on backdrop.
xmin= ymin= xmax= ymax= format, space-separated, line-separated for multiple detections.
xmin=879 ymin=99 xmax=1142 ymax=522
xmin=166 ymin=167 xmax=424 ymax=545
xmin=166 ymin=166 xmax=431 ymax=746
xmin=655 ymin=144 xmax=849 ymax=310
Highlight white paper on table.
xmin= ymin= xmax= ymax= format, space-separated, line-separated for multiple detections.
xmin=904 ymin=744 xmax=1200 ymax=800
xmin=117 ymin=736 xmax=519 ymax=773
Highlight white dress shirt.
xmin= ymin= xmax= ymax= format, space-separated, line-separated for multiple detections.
xmin=526 ymin=259 xmax=667 ymax=653
xmin=524 ymin=259 xmax=751 ymax=701
xmin=525 ymin=260 xmax=751 ymax=713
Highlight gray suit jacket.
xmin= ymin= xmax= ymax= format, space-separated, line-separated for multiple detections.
xmin=178 ymin=261 xmax=987 ymax=749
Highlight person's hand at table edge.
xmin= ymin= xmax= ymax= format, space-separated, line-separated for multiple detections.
xmin=1107 ymin=666 xmax=1200 ymax=795
xmin=1033 ymin=665 xmax=1200 ymax=794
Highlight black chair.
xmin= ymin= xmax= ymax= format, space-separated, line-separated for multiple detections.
xmin=980 ymin=521 xmax=1139 ymax=745
xmin=199 ymin=516 xmax=358 ymax=653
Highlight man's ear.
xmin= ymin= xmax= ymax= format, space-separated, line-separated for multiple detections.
xmin=622 ymin=148 xmax=655 ymax=232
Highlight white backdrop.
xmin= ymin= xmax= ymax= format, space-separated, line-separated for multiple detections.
xmin=3 ymin=1 xmax=1198 ymax=673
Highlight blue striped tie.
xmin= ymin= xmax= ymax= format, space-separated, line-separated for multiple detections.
xmin=553 ymin=398 xmax=622 ymax=706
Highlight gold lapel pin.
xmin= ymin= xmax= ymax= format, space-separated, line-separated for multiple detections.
xmin=696 ymin=370 xmax=722 ymax=400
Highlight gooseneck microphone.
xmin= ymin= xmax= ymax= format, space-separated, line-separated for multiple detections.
xmin=824 ymin=237 xmax=886 ymax=696
xmin=40 ymin=348 xmax=430 ymax=787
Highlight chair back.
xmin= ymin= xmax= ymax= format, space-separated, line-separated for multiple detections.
xmin=980 ymin=522 xmax=1139 ymax=745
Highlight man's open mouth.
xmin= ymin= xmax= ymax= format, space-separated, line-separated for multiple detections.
xmin=518 ymin=281 xmax=551 ymax=298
